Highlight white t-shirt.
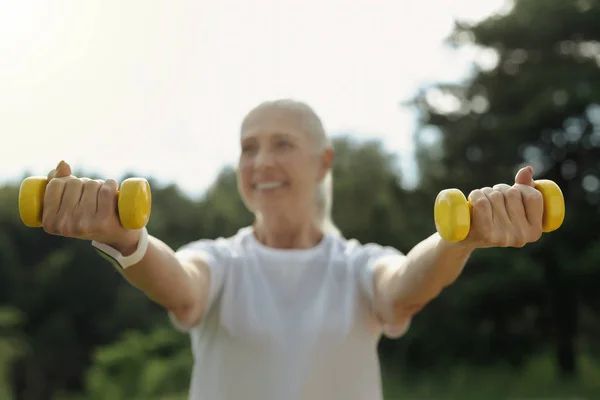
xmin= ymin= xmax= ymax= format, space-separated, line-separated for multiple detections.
xmin=170 ymin=226 xmax=410 ymax=400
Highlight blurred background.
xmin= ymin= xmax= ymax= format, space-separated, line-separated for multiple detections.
xmin=1 ymin=0 xmax=599 ymax=399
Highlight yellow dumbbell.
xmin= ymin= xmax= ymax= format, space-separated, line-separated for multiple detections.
xmin=434 ymin=180 xmax=565 ymax=243
xmin=18 ymin=176 xmax=152 ymax=230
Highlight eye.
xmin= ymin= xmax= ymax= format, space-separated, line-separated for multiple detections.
xmin=241 ymin=144 xmax=257 ymax=153
xmin=276 ymin=140 xmax=292 ymax=148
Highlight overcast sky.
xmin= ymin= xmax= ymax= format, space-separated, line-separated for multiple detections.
xmin=0 ymin=0 xmax=509 ymax=197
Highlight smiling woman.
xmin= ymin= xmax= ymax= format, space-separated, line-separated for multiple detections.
xmin=34 ymin=97 xmax=550 ymax=400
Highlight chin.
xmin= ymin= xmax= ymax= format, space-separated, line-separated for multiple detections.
xmin=255 ymin=201 xmax=291 ymax=216
xmin=251 ymin=190 xmax=289 ymax=205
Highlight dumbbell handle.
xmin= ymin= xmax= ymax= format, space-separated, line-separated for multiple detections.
xmin=434 ymin=179 xmax=565 ymax=243
xmin=18 ymin=176 xmax=152 ymax=230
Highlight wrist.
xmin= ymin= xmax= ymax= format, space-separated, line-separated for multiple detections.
xmin=100 ymin=229 xmax=143 ymax=256
xmin=92 ymin=227 xmax=150 ymax=270
xmin=438 ymin=234 xmax=477 ymax=254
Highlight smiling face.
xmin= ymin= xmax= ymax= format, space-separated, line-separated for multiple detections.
xmin=237 ymin=102 xmax=333 ymax=225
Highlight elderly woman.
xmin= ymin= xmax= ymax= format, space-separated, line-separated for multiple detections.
xmin=41 ymin=99 xmax=545 ymax=399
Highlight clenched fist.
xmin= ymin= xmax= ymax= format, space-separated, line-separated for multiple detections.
xmin=465 ymin=166 xmax=544 ymax=249
xmin=42 ymin=160 xmax=141 ymax=248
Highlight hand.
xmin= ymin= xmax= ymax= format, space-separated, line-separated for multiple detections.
xmin=465 ymin=166 xmax=544 ymax=249
xmin=42 ymin=160 xmax=142 ymax=250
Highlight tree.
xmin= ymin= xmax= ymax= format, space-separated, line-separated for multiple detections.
xmin=406 ymin=0 xmax=600 ymax=379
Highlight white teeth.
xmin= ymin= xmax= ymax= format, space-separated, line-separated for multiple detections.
xmin=256 ymin=182 xmax=283 ymax=190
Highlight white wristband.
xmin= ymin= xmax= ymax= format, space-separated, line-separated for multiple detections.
xmin=92 ymin=227 xmax=149 ymax=269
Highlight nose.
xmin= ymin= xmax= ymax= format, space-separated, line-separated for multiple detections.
xmin=254 ymin=148 xmax=275 ymax=170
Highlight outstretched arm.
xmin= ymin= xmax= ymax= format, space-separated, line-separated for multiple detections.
xmin=373 ymin=166 xmax=546 ymax=324
xmin=30 ymin=160 xmax=213 ymax=328
xmin=106 ymin=234 xmax=212 ymax=328
xmin=372 ymin=234 xmax=473 ymax=322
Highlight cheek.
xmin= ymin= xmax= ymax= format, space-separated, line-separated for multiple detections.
xmin=237 ymin=164 xmax=252 ymax=189
xmin=284 ymin=154 xmax=314 ymax=177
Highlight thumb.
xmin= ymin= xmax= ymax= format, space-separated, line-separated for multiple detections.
xmin=514 ymin=165 xmax=535 ymax=187
xmin=47 ymin=160 xmax=73 ymax=180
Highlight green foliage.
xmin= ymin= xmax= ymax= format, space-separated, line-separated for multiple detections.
xmin=79 ymin=327 xmax=192 ymax=400
xmin=383 ymin=352 xmax=600 ymax=399
xmin=0 ymin=307 xmax=27 ymax=400
xmin=406 ymin=0 xmax=600 ymax=379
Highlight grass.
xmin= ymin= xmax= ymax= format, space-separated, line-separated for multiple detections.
xmin=381 ymin=353 xmax=600 ymax=399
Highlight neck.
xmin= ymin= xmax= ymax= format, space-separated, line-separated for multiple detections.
xmin=253 ymin=214 xmax=323 ymax=249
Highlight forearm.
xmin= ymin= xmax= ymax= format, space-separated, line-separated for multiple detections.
xmin=105 ymin=235 xmax=202 ymax=317
xmin=375 ymin=233 xmax=474 ymax=308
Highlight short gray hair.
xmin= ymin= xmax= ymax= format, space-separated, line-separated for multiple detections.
xmin=241 ymin=99 xmax=340 ymax=235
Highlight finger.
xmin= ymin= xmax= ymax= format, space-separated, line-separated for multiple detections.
xmin=493 ymin=183 xmax=527 ymax=225
xmin=480 ymin=186 xmax=510 ymax=224
xmin=57 ymin=178 xmax=84 ymax=217
xmin=42 ymin=178 xmax=67 ymax=227
xmin=47 ymin=160 xmax=73 ymax=180
xmin=77 ymin=179 xmax=103 ymax=215
xmin=514 ymin=166 xmax=534 ymax=187
xmin=97 ymin=179 xmax=119 ymax=219
xmin=468 ymin=188 xmax=491 ymax=220
xmin=514 ymin=183 xmax=544 ymax=228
